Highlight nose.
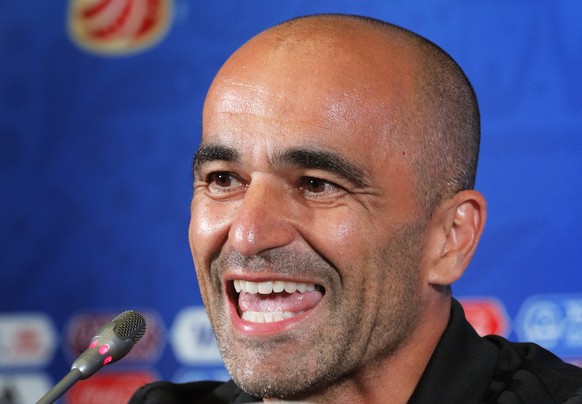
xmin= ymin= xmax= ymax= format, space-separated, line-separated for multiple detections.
xmin=229 ymin=177 xmax=296 ymax=257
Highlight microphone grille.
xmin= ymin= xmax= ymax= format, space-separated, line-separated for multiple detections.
xmin=113 ymin=310 xmax=147 ymax=343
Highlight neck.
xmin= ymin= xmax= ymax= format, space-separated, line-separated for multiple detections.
xmin=264 ymin=296 xmax=452 ymax=403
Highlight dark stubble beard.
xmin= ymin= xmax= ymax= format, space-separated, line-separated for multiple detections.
xmin=204 ymin=221 xmax=426 ymax=400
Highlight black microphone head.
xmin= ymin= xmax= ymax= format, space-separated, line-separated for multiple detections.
xmin=113 ymin=310 xmax=147 ymax=344
xmin=71 ymin=310 xmax=147 ymax=379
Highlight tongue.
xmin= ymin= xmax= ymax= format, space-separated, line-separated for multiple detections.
xmin=238 ymin=290 xmax=323 ymax=313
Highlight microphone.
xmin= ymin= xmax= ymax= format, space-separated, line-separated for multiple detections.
xmin=36 ymin=310 xmax=147 ymax=404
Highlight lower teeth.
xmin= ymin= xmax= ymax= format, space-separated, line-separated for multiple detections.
xmin=241 ymin=310 xmax=301 ymax=323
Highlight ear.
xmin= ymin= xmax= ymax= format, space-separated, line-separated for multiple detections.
xmin=424 ymin=190 xmax=487 ymax=287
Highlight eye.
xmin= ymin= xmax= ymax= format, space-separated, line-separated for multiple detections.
xmin=207 ymin=172 xmax=245 ymax=194
xmin=298 ymin=177 xmax=343 ymax=198
xmin=210 ymin=172 xmax=235 ymax=187
xmin=303 ymin=178 xmax=328 ymax=193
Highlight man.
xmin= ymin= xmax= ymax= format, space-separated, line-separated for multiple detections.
xmin=132 ymin=14 xmax=582 ymax=403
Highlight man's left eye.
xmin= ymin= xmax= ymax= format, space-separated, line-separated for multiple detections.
xmin=299 ymin=177 xmax=339 ymax=195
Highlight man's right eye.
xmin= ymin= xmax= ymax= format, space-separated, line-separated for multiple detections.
xmin=209 ymin=172 xmax=234 ymax=187
xmin=207 ymin=172 xmax=245 ymax=194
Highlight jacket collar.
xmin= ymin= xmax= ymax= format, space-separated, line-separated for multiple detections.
xmin=408 ymin=298 xmax=499 ymax=403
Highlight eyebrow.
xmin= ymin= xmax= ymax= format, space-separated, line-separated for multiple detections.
xmin=192 ymin=143 xmax=370 ymax=188
xmin=275 ymin=147 xmax=370 ymax=188
xmin=192 ymin=143 xmax=241 ymax=175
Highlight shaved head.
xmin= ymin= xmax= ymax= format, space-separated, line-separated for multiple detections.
xmin=207 ymin=14 xmax=480 ymax=214
xmin=195 ymin=14 xmax=484 ymax=400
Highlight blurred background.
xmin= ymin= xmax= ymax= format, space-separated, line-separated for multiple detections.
xmin=1 ymin=1 xmax=581 ymax=402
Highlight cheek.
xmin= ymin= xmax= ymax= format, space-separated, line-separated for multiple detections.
xmin=189 ymin=198 xmax=234 ymax=303
xmin=189 ymin=197 xmax=232 ymax=262
xmin=311 ymin=212 xmax=370 ymax=263
xmin=330 ymin=222 xmax=350 ymax=242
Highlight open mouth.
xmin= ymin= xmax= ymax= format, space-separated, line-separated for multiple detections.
xmin=231 ymin=279 xmax=325 ymax=324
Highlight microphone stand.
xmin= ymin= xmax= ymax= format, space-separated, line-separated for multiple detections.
xmin=36 ymin=369 xmax=82 ymax=404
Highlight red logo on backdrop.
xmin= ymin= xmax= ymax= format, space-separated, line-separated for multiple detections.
xmin=67 ymin=0 xmax=173 ymax=56
xmin=65 ymin=310 xmax=165 ymax=364
xmin=0 ymin=314 xmax=57 ymax=367
xmin=460 ymin=298 xmax=510 ymax=337
xmin=66 ymin=371 xmax=155 ymax=404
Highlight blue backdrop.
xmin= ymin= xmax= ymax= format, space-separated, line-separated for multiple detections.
xmin=1 ymin=1 xmax=581 ymax=402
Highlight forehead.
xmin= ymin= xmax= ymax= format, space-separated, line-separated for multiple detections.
xmin=202 ymin=85 xmax=387 ymax=178
xmin=201 ymin=29 xmax=418 ymax=171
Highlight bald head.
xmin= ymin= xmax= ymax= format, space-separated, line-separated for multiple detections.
xmin=204 ymin=14 xmax=480 ymax=213
xmin=195 ymin=15 xmax=484 ymax=399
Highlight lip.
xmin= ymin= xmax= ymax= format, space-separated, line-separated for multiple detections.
xmin=225 ymin=275 xmax=325 ymax=336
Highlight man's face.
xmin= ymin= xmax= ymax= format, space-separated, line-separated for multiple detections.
xmin=189 ymin=36 xmax=430 ymax=399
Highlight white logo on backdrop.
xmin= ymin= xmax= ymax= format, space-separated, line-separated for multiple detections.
xmin=170 ymin=306 xmax=223 ymax=365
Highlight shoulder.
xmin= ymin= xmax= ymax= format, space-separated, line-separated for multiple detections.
xmin=485 ymin=335 xmax=582 ymax=403
xmin=129 ymin=379 xmax=257 ymax=404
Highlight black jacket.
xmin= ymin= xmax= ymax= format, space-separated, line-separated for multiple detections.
xmin=130 ymin=299 xmax=582 ymax=403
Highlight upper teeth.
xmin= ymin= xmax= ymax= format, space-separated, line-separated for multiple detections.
xmin=234 ymin=280 xmax=316 ymax=294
